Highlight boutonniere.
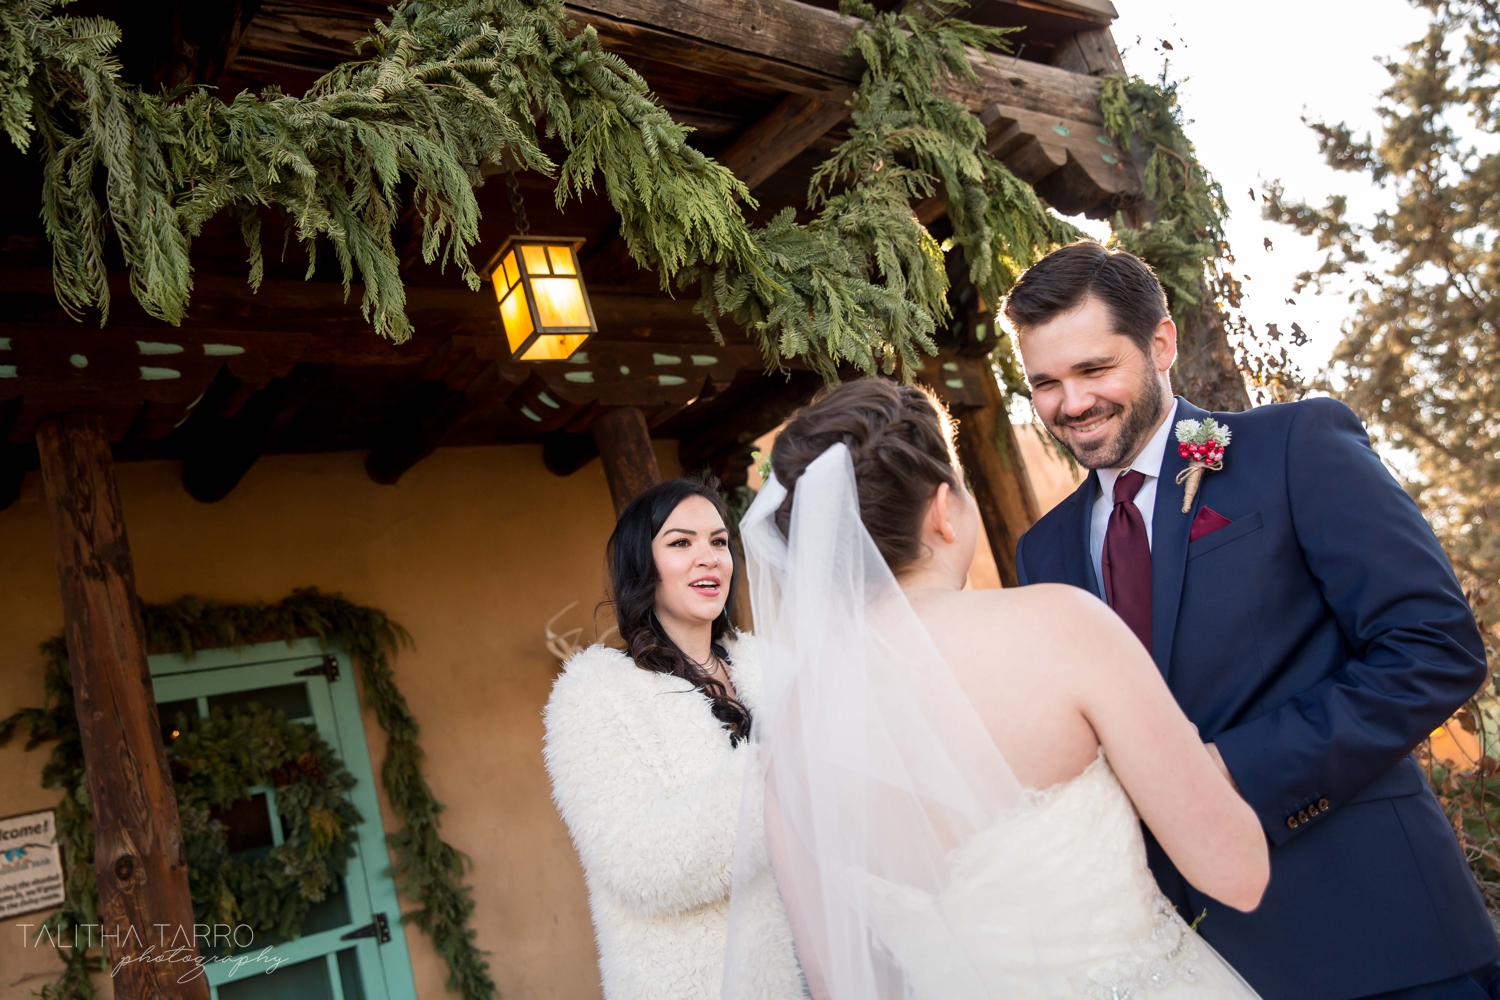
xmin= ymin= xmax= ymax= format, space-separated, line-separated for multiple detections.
xmin=1173 ymin=418 xmax=1231 ymax=513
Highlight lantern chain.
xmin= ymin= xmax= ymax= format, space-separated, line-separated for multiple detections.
xmin=505 ymin=166 xmax=531 ymax=237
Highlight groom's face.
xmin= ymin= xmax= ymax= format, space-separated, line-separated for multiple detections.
xmin=1017 ymin=297 xmax=1176 ymax=470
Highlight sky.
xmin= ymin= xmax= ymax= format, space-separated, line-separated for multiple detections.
xmin=1070 ymin=0 xmax=1430 ymax=378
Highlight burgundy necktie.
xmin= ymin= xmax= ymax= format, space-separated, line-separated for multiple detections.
xmin=1102 ymin=469 xmax=1152 ymax=651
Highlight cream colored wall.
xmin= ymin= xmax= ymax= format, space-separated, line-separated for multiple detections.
xmin=0 ymin=443 xmax=683 ymax=1000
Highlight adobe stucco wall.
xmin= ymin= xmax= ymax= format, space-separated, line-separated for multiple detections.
xmin=0 ymin=443 xmax=681 ymax=1000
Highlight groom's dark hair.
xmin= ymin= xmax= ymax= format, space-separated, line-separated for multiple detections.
xmin=1002 ymin=240 xmax=1169 ymax=353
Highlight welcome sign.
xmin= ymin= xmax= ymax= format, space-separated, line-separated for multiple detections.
xmin=0 ymin=809 xmax=64 ymax=920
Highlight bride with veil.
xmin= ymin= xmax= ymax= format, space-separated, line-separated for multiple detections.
xmin=723 ymin=379 xmax=1267 ymax=999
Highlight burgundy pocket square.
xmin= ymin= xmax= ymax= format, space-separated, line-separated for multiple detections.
xmin=1190 ymin=506 xmax=1234 ymax=542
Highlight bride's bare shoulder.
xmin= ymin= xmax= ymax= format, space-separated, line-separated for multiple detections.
xmin=963 ymin=581 xmax=1105 ymax=620
xmin=955 ymin=584 xmax=1136 ymax=660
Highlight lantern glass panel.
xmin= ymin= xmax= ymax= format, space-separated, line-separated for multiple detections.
xmin=546 ymin=245 xmax=577 ymax=275
xmin=520 ymin=333 xmax=591 ymax=362
xmin=521 ymin=244 xmax=552 ymax=275
xmin=531 ymin=276 xmax=591 ymax=330
xmin=500 ymin=251 xmax=520 ymax=289
xmin=498 ymin=287 xmax=534 ymax=353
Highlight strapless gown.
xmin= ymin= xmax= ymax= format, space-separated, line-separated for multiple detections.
xmin=865 ymin=752 xmax=1261 ymax=998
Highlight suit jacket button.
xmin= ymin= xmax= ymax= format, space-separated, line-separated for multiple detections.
xmin=1298 ymin=809 xmax=1309 ymax=823
xmin=1287 ymin=816 xmax=1299 ymax=829
xmin=1318 ymin=798 xmax=1330 ymax=811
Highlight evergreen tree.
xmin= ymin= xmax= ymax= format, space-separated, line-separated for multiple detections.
xmin=1265 ymin=0 xmax=1500 ymax=645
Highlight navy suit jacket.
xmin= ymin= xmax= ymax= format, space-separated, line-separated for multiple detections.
xmin=1016 ymin=396 xmax=1496 ymax=1000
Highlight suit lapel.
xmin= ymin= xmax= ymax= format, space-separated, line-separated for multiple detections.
xmin=1151 ymin=397 xmax=1210 ymax=676
xmin=1063 ymin=471 xmax=1101 ymax=598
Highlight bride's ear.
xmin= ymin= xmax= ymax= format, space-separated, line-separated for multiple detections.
xmin=928 ymin=482 xmax=957 ymax=544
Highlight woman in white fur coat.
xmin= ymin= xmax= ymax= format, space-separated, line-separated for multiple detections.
xmin=544 ymin=477 xmax=805 ymax=1000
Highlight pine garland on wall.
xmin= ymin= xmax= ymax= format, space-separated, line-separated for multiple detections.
xmin=0 ymin=0 xmax=1075 ymax=380
xmin=0 ymin=590 xmax=495 ymax=1000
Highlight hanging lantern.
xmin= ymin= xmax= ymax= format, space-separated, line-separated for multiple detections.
xmin=487 ymin=236 xmax=597 ymax=362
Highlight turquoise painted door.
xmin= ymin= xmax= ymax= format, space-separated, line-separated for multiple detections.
xmin=149 ymin=638 xmax=418 ymax=1000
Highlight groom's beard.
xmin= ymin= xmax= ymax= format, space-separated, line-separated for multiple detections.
xmin=1049 ymin=369 xmax=1166 ymax=471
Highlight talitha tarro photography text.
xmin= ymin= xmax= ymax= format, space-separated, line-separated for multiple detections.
xmin=14 ymin=921 xmax=287 ymax=982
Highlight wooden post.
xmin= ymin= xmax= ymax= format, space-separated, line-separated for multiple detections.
xmin=593 ymin=407 xmax=662 ymax=516
xmin=35 ymin=414 xmax=208 ymax=1000
xmin=947 ymin=359 xmax=1042 ymax=587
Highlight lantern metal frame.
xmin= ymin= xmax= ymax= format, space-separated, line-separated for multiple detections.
xmin=484 ymin=236 xmax=598 ymax=362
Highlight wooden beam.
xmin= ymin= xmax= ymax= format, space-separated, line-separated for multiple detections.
xmin=364 ymin=381 xmax=473 ymax=485
xmin=35 ymin=414 xmax=208 ymax=1000
xmin=543 ymin=429 xmax=601 ymax=477
xmin=981 ymin=102 xmax=1136 ymax=217
xmin=1051 ymin=26 xmax=1126 ymax=77
xmin=677 ymin=370 xmax=822 ymax=488
xmin=0 ymin=395 xmax=25 ymax=511
xmin=715 ymin=92 xmax=849 ymax=189
xmin=180 ymin=363 xmax=331 ymax=502
xmin=924 ymin=357 xmax=1039 ymax=586
xmin=593 ymin=406 xmax=662 ymax=515
xmin=567 ymin=0 xmax=1107 ymax=122
xmin=364 ymin=351 xmax=500 ymax=485
xmin=0 ymin=447 xmax=28 ymax=510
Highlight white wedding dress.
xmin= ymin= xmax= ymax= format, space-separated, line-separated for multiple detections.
xmin=724 ymin=444 xmax=1259 ymax=1000
xmin=865 ymin=750 xmax=1256 ymax=998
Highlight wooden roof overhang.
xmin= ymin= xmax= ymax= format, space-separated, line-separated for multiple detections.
xmin=0 ymin=0 xmax=1133 ymax=509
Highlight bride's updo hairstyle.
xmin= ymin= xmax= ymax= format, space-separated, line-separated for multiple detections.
xmin=771 ymin=378 xmax=960 ymax=574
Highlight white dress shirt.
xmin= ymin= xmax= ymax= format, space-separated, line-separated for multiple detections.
xmin=1089 ymin=411 xmax=1175 ymax=591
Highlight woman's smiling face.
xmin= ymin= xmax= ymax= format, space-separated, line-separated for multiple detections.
xmin=652 ymin=495 xmax=732 ymax=630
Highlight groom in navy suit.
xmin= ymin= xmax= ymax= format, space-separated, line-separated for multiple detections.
xmin=1008 ymin=242 xmax=1497 ymax=1000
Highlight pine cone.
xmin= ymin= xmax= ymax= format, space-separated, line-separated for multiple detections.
xmin=270 ymin=760 xmax=300 ymax=786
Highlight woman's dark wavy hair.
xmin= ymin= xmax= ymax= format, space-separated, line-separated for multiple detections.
xmin=607 ymin=475 xmax=751 ymax=745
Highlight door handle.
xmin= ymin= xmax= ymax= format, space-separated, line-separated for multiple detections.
xmin=339 ymin=912 xmax=391 ymax=944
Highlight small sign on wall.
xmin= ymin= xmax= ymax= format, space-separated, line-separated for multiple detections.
xmin=0 ymin=809 xmax=65 ymax=920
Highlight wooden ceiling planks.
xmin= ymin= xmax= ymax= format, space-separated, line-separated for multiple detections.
xmin=0 ymin=0 xmax=1134 ymax=498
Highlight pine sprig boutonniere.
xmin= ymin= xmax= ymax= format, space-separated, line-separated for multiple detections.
xmin=1174 ymin=418 xmax=1231 ymax=513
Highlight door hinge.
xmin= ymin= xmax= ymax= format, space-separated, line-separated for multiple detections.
xmin=339 ymin=912 xmax=390 ymax=944
xmin=294 ymin=654 xmax=341 ymax=683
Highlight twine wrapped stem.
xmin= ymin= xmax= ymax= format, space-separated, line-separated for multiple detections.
xmin=1175 ymin=458 xmax=1223 ymax=513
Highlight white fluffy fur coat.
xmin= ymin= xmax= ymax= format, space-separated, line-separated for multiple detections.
xmin=543 ymin=632 xmax=805 ymax=1000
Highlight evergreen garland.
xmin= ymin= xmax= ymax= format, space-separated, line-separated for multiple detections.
xmin=1 ymin=0 xmax=1074 ymax=380
xmin=1098 ymin=73 xmax=1226 ymax=329
xmin=0 ymin=590 xmax=495 ymax=1000
xmin=693 ymin=0 xmax=1078 ymax=377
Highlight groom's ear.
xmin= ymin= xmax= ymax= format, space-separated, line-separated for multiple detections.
xmin=1150 ymin=315 xmax=1178 ymax=374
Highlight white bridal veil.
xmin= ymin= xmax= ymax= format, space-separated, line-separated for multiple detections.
xmin=723 ymin=443 xmax=1027 ymax=999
